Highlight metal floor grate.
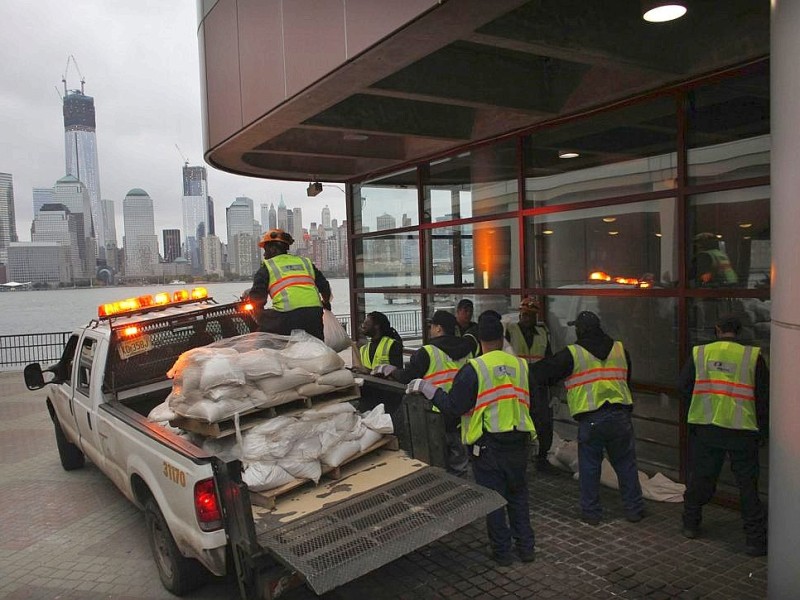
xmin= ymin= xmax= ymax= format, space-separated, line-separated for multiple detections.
xmin=256 ymin=467 xmax=505 ymax=595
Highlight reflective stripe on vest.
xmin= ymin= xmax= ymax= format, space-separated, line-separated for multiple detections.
xmin=688 ymin=341 xmax=758 ymax=431
xmin=460 ymin=350 xmax=536 ymax=445
xmin=507 ymin=323 xmax=549 ymax=363
xmin=359 ymin=337 xmax=395 ymax=370
xmin=565 ymin=341 xmax=632 ymax=417
xmin=704 ymin=249 xmax=737 ymax=284
xmin=422 ymin=346 xmax=466 ymax=392
xmin=263 ymin=254 xmax=321 ymax=312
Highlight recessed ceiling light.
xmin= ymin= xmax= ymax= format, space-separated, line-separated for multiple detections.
xmin=642 ymin=1 xmax=687 ymax=22
xmin=743 ymin=236 xmax=751 ymax=240
xmin=655 ymin=233 xmax=663 ymax=237
xmin=602 ymin=217 xmax=617 ymax=223
xmin=608 ymin=231 xmax=619 ymax=236
xmin=715 ymin=234 xmax=723 ymax=239
xmin=343 ymin=133 xmax=369 ymax=141
xmin=739 ymin=223 xmax=753 ymax=229
xmin=558 ymin=150 xmax=580 ymax=159
xmin=543 ymin=229 xmax=554 ymax=235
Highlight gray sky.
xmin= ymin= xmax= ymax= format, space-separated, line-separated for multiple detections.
xmin=0 ymin=0 xmax=346 ymax=245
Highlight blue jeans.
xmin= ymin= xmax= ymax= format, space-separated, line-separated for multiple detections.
xmin=471 ymin=442 xmax=535 ymax=556
xmin=577 ymin=405 xmax=643 ymax=519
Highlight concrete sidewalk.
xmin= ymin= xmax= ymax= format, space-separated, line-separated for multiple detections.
xmin=0 ymin=371 xmax=766 ymax=599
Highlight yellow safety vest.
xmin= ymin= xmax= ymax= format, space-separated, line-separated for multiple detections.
xmin=460 ymin=350 xmax=536 ymax=445
xmin=565 ymin=342 xmax=632 ymax=417
xmin=702 ymin=249 xmax=738 ymax=284
xmin=359 ymin=337 xmax=395 ymax=370
xmin=263 ymin=254 xmax=321 ymax=312
xmin=688 ymin=341 xmax=759 ymax=431
xmin=422 ymin=345 xmax=466 ymax=392
xmin=506 ymin=323 xmax=549 ymax=363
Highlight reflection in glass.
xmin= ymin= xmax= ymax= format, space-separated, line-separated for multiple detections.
xmin=426 ymin=294 xmax=521 ymax=325
xmin=355 ymin=292 xmax=425 ymax=345
xmin=524 ymin=97 xmax=677 ymax=207
xmin=353 ymin=168 xmax=418 ymax=234
xmin=687 ymin=298 xmax=771 ymax=362
xmin=688 ymin=187 xmax=769 ymax=289
xmin=354 ymin=234 xmax=420 ymax=289
xmin=423 ymin=140 xmax=518 ymax=222
xmin=424 ymin=219 xmax=519 ymax=289
xmin=526 ymin=199 xmax=677 ymax=289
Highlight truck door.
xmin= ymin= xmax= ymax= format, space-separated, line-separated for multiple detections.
xmin=50 ymin=334 xmax=81 ymax=444
xmin=71 ymin=333 xmax=106 ymax=469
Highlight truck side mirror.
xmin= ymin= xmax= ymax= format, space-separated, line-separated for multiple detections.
xmin=24 ymin=363 xmax=46 ymax=390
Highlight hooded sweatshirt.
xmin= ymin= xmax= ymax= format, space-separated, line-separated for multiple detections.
xmin=389 ymin=334 xmax=476 ymax=385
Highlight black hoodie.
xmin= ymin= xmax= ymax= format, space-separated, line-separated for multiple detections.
xmin=389 ymin=334 xmax=477 ymax=385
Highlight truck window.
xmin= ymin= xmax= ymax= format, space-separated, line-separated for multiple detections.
xmin=57 ymin=335 xmax=80 ymax=385
xmin=76 ymin=337 xmax=98 ymax=397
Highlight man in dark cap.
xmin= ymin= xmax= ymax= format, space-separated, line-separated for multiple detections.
xmin=532 ymin=311 xmax=644 ymax=525
xmin=406 ymin=311 xmax=537 ymax=566
xmin=373 ymin=309 xmax=476 ymax=476
xmin=455 ymin=298 xmax=479 ymax=344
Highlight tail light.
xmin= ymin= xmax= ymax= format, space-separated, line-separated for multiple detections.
xmin=194 ymin=478 xmax=222 ymax=531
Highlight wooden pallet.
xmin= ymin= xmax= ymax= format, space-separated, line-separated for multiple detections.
xmin=169 ymin=383 xmax=361 ymax=438
xmin=249 ymin=434 xmax=400 ymax=510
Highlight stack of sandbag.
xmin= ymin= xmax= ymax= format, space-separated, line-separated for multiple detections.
xmin=166 ymin=330 xmax=354 ymax=423
xmin=242 ymin=403 xmax=393 ymax=492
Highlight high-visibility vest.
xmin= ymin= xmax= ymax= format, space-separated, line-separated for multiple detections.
xmin=565 ymin=342 xmax=632 ymax=417
xmin=506 ymin=323 xmax=550 ymax=363
xmin=460 ymin=350 xmax=536 ymax=445
xmin=702 ymin=249 xmax=737 ymax=284
xmin=688 ymin=341 xmax=759 ymax=431
xmin=263 ymin=254 xmax=321 ymax=312
xmin=422 ymin=345 xmax=466 ymax=392
xmin=359 ymin=337 xmax=395 ymax=370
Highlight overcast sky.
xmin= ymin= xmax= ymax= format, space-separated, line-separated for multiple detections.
xmin=0 ymin=0 xmax=346 ymax=245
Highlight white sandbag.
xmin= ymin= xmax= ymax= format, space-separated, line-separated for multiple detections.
xmin=300 ymin=402 xmax=357 ymax=419
xmin=643 ymin=472 xmax=686 ymax=503
xmin=321 ymin=439 xmax=361 ymax=467
xmin=202 ymin=436 xmax=241 ymax=462
xmin=281 ymin=330 xmax=345 ymax=375
xmin=317 ymin=369 xmax=355 ymax=388
xmin=148 ymin=400 xmax=177 ymax=422
xmin=241 ymin=416 xmax=299 ymax=460
xmin=552 ymin=439 xmax=579 ymax=473
xmin=358 ymin=428 xmax=384 ymax=452
xmin=200 ymin=355 xmax=246 ymax=390
xmin=242 ymin=462 xmax=296 ymax=491
xmin=254 ymin=368 xmax=315 ymax=398
xmin=279 ymin=458 xmax=322 ymax=483
xmin=296 ymin=382 xmax=337 ymax=397
xmin=206 ymin=383 xmax=249 ymax=401
xmin=286 ymin=437 xmax=323 ymax=461
xmin=238 ymin=348 xmax=283 ymax=380
xmin=311 ymin=420 xmax=347 ymax=454
xmin=323 ymin=309 xmax=351 ymax=352
xmin=361 ymin=403 xmax=394 ymax=434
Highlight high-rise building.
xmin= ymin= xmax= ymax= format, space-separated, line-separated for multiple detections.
xmin=226 ymin=197 xmax=258 ymax=276
xmin=32 ymin=203 xmax=81 ymax=281
xmin=207 ymin=196 xmax=216 ymax=235
xmin=0 ymin=173 xmax=18 ymax=265
xmin=33 ymin=187 xmax=55 ymax=218
xmin=8 ymin=242 xmax=70 ymax=285
xmin=277 ymin=198 xmax=288 ymax=231
xmin=181 ymin=165 xmax=209 ymax=275
xmin=63 ymin=87 xmax=104 ymax=253
xmin=123 ymin=188 xmax=159 ymax=278
xmin=201 ymin=234 xmax=224 ymax=277
xmin=321 ymin=205 xmax=331 ymax=229
xmin=269 ymin=203 xmax=277 ymax=229
xmin=101 ymin=199 xmax=117 ymax=250
xmin=292 ymin=207 xmax=304 ymax=249
xmin=53 ymin=175 xmax=94 ymax=279
xmin=182 ymin=165 xmax=207 ymax=196
xmin=260 ymin=204 xmax=270 ymax=233
xmin=163 ymin=229 xmax=181 ymax=263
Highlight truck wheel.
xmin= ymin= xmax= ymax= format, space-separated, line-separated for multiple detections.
xmin=144 ymin=498 xmax=208 ymax=595
xmin=53 ymin=417 xmax=85 ymax=471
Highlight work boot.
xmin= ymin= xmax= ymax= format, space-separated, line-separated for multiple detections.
xmin=518 ymin=548 xmax=536 ymax=563
xmin=536 ymin=457 xmax=560 ymax=474
xmin=492 ymin=552 xmax=514 ymax=567
xmin=581 ymin=512 xmax=601 ymax=526
xmin=625 ymin=509 xmax=646 ymax=523
xmin=682 ymin=526 xmax=699 ymax=539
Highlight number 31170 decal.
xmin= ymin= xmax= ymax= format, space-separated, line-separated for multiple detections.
xmin=163 ymin=462 xmax=187 ymax=487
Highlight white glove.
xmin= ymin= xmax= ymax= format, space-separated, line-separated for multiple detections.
xmin=371 ymin=364 xmax=398 ymax=377
xmin=406 ymin=379 xmax=437 ymax=400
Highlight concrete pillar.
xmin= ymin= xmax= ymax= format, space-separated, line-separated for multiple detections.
xmin=769 ymin=0 xmax=800 ymax=596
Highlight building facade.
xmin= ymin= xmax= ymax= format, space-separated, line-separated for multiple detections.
xmin=182 ymin=165 xmax=209 ymax=274
xmin=162 ymin=229 xmax=182 ymax=263
xmin=122 ymin=188 xmax=159 ymax=278
xmin=226 ymin=196 xmax=259 ymax=276
xmin=53 ymin=175 xmax=94 ymax=280
xmin=7 ymin=242 xmax=70 ymax=285
xmin=0 ymin=173 xmax=18 ymax=266
xmin=32 ymin=187 xmax=55 ymax=218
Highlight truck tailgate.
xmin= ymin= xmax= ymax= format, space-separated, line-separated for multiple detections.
xmin=252 ymin=452 xmax=504 ymax=595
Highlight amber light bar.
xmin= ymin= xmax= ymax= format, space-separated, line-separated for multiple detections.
xmin=98 ymin=287 xmax=209 ymax=319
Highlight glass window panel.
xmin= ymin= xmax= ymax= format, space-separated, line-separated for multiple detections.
xmin=354 ymin=292 xmax=425 ymax=344
xmin=354 ymin=233 xmax=420 ymax=289
xmin=424 ymin=219 xmax=520 ymax=289
xmin=423 ymin=139 xmax=518 ymax=222
xmin=546 ymin=295 xmax=678 ymax=386
xmin=524 ymin=97 xmax=677 ymax=207
xmin=353 ymin=168 xmax=418 ymax=234
xmin=688 ymin=186 xmax=770 ymax=289
xmin=687 ymin=63 xmax=769 ymax=186
xmin=425 ymin=294 xmax=522 ymax=324
xmin=526 ymin=199 xmax=678 ymax=289
xmin=687 ymin=297 xmax=771 ymax=363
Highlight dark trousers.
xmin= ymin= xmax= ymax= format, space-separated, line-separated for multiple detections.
xmin=445 ymin=430 xmax=469 ymax=477
xmin=683 ymin=425 xmax=766 ymax=545
xmin=259 ymin=306 xmax=324 ymax=340
xmin=531 ymin=385 xmax=553 ymax=459
xmin=577 ymin=405 xmax=644 ymax=518
xmin=471 ymin=442 xmax=534 ymax=557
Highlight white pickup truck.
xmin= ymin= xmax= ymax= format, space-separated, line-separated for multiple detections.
xmin=24 ymin=289 xmax=503 ymax=598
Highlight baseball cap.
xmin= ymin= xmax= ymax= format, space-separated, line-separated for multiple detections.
xmin=567 ymin=311 xmax=601 ymax=329
xmin=427 ymin=310 xmax=457 ymax=335
xmin=477 ymin=311 xmax=504 ymax=341
xmin=519 ymin=296 xmax=541 ymax=313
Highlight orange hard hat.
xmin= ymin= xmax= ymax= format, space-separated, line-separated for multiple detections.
xmin=259 ymin=228 xmax=294 ymax=248
xmin=519 ymin=296 xmax=542 ymax=313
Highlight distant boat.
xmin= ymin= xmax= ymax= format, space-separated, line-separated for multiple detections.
xmin=168 ymin=280 xmax=187 ymax=285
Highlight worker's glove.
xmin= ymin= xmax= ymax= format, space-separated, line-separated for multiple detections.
xmin=406 ymin=379 xmax=437 ymax=400
xmin=371 ymin=364 xmax=397 ymax=377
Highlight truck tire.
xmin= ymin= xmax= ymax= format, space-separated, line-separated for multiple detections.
xmin=53 ymin=417 xmax=85 ymax=471
xmin=144 ymin=498 xmax=208 ymax=595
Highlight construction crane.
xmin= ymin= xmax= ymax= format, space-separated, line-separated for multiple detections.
xmin=175 ymin=144 xmax=190 ymax=167
xmin=62 ymin=55 xmax=85 ymax=95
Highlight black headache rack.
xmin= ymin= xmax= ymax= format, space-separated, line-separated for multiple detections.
xmin=104 ymin=300 xmax=258 ymax=395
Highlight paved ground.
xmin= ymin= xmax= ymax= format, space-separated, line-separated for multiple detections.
xmin=0 ymin=371 xmax=767 ymax=599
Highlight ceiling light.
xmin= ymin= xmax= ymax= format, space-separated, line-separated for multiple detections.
xmin=642 ymin=1 xmax=687 ymax=22
xmin=558 ymin=150 xmax=580 ymax=159
xmin=655 ymin=233 xmax=663 ymax=237
xmin=744 ymin=236 xmax=751 ymax=240
xmin=715 ymin=234 xmax=723 ymax=239
xmin=543 ymin=229 xmax=554 ymax=235
xmin=602 ymin=217 xmax=617 ymax=223
xmin=306 ymin=182 xmax=323 ymax=197
xmin=343 ymin=133 xmax=368 ymax=141
xmin=608 ymin=231 xmax=619 ymax=236
xmin=739 ymin=223 xmax=753 ymax=229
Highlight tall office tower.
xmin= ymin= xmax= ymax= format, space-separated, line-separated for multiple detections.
xmin=376 ymin=213 xmax=399 ymax=263
xmin=226 ymin=197 xmax=258 ymax=276
xmin=33 ymin=187 xmax=55 ymax=217
xmin=0 ymin=173 xmax=18 ymax=265
xmin=260 ymin=204 xmax=270 ymax=232
xmin=53 ymin=175 xmax=94 ymax=278
xmin=286 ymin=210 xmax=294 ymax=236
xmin=321 ymin=205 xmax=331 ymax=229
xmin=101 ymin=199 xmax=117 ymax=250
xmin=268 ymin=203 xmax=277 ymax=229
xmin=277 ymin=198 xmax=288 ymax=231
xmin=163 ymin=229 xmax=181 ymax=263
xmin=207 ymin=196 xmax=216 ymax=235
xmin=181 ymin=165 xmax=209 ymax=274
xmin=123 ymin=188 xmax=159 ymax=278
xmin=292 ymin=207 xmax=304 ymax=249
xmin=32 ymin=203 xmax=81 ymax=281
xmin=8 ymin=242 xmax=71 ymax=286
xmin=201 ymin=234 xmax=224 ymax=277
xmin=63 ymin=86 xmax=104 ymax=252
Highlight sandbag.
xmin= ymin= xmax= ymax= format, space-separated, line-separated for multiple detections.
xmin=281 ymin=330 xmax=345 ymax=374
xmin=238 ymin=348 xmax=283 ymax=380
xmin=296 ymin=382 xmax=337 ymax=397
xmin=323 ymin=309 xmax=351 ymax=352
xmin=148 ymin=400 xmax=177 ymax=422
xmin=254 ymin=368 xmax=315 ymax=399
xmin=358 ymin=428 xmax=384 ymax=452
xmin=200 ymin=355 xmax=246 ymax=390
xmin=321 ymin=439 xmax=361 ymax=467
xmin=361 ymin=403 xmax=393 ymax=434
xmin=317 ymin=369 xmax=355 ymax=388
xmin=279 ymin=458 xmax=322 ymax=483
xmin=243 ymin=462 xmax=296 ymax=491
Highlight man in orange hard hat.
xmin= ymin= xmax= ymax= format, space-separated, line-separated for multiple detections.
xmin=248 ymin=228 xmax=332 ymax=340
